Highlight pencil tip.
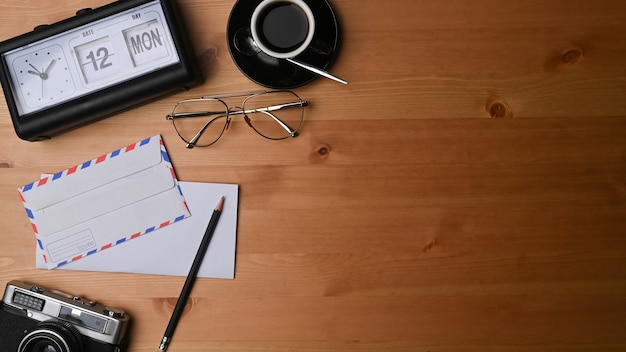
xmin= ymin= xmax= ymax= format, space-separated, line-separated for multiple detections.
xmin=215 ymin=196 xmax=225 ymax=211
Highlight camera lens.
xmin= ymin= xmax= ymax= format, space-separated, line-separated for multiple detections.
xmin=24 ymin=341 xmax=61 ymax=352
xmin=18 ymin=320 xmax=83 ymax=352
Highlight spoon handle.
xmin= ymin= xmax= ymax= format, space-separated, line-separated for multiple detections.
xmin=286 ymin=58 xmax=348 ymax=85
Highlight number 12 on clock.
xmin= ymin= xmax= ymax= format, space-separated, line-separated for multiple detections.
xmin=75 ymin=37 xmax=119 ymax=84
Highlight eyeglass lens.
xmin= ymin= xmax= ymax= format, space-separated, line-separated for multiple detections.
xmin=242 ymin=91 xmax=304 ymax=140
xmin=171 ymin=98 xmax=229 ymax=147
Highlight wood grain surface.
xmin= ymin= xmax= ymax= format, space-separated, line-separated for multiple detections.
xmin=0 ymin=0 xmax=625 ymax=351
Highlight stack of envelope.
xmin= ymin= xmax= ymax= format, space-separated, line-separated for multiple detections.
xmin=18 ymin=135 xmax=238 ymax=279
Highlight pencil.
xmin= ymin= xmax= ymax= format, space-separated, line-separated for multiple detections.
xmin=157 ymin=196 xmax=225 ymax=352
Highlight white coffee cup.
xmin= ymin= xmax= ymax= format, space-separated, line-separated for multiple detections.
xmin=250 ymin=0 xmax=316 ymax=59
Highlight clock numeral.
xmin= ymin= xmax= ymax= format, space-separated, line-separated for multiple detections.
xmin=85 ymin=47 xmax=113 ymax=72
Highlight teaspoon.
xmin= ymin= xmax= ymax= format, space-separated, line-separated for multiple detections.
xmin=234 ymin=28 xmax=348 ymax=85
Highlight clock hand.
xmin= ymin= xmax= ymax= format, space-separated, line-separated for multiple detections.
xmin=42 ymin=59 xmax=56 ymax=79
xmin=44 ymin=59 xmax=56 ymax=73
xmin=29 ymin=64 xmax=41 ymax=73
xmin=28 ymin=64 xmax=46 ymax=79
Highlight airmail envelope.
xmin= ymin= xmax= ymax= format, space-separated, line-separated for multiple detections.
xmin=18 ymin=135 xmax=190 ymax=269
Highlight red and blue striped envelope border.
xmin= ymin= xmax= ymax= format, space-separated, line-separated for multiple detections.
xmin=18 ymin=135 xmax=189 ymax=268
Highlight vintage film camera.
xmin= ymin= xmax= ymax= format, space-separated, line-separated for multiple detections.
xmin=0 ymin=280 xmax=129 ymax=352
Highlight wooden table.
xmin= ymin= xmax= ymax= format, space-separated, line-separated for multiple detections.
xmin=1 ymin=0 xmax=626 ymax=351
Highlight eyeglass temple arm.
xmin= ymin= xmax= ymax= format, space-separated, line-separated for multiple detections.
xmin=167 ymin=110 xmax=226 ymax=120
xmin=168 ymin=102 xmax=306 ymax=119
xmin=258 ymin=110 xmax=299 ymax=136
xmin=230 ymin=101 xmax=307 ymax=136
xmin=229 ymin=101 xmax=307 ymax=114
xmin=186 ymin=114 xmax=228 ymax=148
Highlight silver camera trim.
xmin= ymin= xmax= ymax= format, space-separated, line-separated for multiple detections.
xmin=2 ymin=280 xmax=129 ymax=346
xmin=19 ymin=329 xmax=70 ymax=352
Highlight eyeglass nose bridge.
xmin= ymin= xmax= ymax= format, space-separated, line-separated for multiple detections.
xmin=224 ymin=107 xmax=239 ymax=131
xmin=226 ymin=105 xmax=260 ymax=132
xmin=227 ymin=105 xmax=278 ymax=132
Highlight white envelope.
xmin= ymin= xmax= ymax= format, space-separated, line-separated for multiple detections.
xmin=35 ymin=182 xmax=239 ymax=279
xmin=18 ymin=135 xmax=190 ymax=269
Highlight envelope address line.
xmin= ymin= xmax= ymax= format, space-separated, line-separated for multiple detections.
xmin=48 ymin=229 xmax=96 ymax=262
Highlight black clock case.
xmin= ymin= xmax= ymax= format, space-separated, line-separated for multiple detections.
xmin=0 ymin=0 xmax=203 ymax=141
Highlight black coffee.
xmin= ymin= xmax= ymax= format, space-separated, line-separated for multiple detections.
xmin=257 ymin=2 xmax=309 ymax=53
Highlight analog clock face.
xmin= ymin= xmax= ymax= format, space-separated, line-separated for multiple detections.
xmin=11 ymin=44 xmax=76 ymax=110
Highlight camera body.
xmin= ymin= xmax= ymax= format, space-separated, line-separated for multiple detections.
xmin=0 ymin=280 xmax=129 ymax=352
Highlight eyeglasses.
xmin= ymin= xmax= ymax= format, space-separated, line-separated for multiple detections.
xmin=166 ymin=90 xmax=307 ymax=149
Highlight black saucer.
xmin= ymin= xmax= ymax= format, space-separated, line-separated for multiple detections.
xmin=227 ymin=0 xmax=341 ymax=89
